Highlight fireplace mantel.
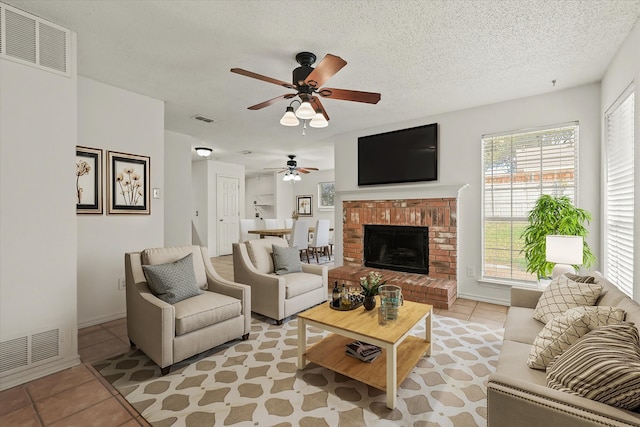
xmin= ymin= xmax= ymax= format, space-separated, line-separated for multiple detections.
xmin=336 ymin=183 xmax=469 ymax=202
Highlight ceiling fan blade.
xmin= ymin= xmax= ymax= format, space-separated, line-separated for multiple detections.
xmin=296 ymin=169 xmax=311 ymax=174
xmin=310 ymin=96 xmax=330 ymax=121
xmin=319 ymin=87 xmax=381 ymax=104
xmin=298 ymin=167 xmax=319 ymax=171
xmin=230 ymin=68 xmax=296 ymax=90
xmin=303 ymin=54 xmax=347 ymax=88
xmin=248 ymin=93 xmax=297 ymax=110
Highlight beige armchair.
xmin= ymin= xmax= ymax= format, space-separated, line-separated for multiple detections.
xmin=232 ymin=238 xmax=327 ymax=324
xmin=125 ymin=245 xmax=251 ymax=375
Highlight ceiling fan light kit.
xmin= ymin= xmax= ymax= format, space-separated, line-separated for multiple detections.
xmin=231 ymin=51 xmax=380 ymax=133
xmin=309 ymin=112 xmax=328 ymax=128
xmin=279 ymin=106 xmax=299 ymax=126
xmin=195 ymin=147 xmax=213 ymax=157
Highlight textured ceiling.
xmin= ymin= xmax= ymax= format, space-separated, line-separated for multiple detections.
xmin=6 ymin=0 xmax=640 ymax=174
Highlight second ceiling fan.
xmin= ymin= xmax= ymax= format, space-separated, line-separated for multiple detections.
xmin=230 ymin=52 xmax=381 ymax=128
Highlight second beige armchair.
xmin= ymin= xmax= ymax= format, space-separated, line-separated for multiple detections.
xmin=232 ymin=238 xmax=327 ymax=324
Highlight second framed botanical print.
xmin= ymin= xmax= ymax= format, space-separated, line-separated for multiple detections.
xmin=107 ymin=151 xmax=150 ymax=214
xmin=296 ymin=195 xmax=313 ymax=217
xmin=76 ymin=146 xmax=103 ymax=214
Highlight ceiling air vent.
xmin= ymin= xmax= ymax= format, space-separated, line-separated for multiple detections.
xmin=192 ymin=115 xmax=216 ymax=124
xmin=1 ymin=3 xmax=71 ymax=76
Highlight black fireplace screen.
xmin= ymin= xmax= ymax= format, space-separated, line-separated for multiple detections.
xmin=363 ymin=225 xmax=429 ymax=274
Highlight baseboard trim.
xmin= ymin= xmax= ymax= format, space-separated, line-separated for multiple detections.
xmin=0 ymin=355 xmax=81 ymax=391
xmin=457 ymin=292 xmax=509 ymax=306
xmin=78 ymin=312 xmax=126 ymax=329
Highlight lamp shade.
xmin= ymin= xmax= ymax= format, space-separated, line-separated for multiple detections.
xmin=545 ymin=235 xmax=583 ymax=264
xmin=283 ymin=172 xmax=293 ymax=181
xmin=295 ymin=101 xmax=316 ymax=119
xmin=195 ymin=147 xmax=213 ymax=157
xmin=309 ymin=112 xmax=328 ymax=128
xmin=280 ymin=107 xmax=299 ymax=126
xmin=293 ymin=172 xmax=301 ymax=181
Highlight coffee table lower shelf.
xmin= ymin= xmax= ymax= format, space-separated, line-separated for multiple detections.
xmin=303 ymin=333 xmax=431 ymax=391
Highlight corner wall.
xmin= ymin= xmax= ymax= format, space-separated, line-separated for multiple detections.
xmin=77 ymin=77 xmax=165 ymax=327
xmin=0 ymin=45 xmax=79 ymax=387
xmin=600 ymin=19 xmax=640 ymax=301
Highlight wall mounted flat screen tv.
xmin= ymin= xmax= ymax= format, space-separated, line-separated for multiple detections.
xmin=358 ymin=123 xmax=438 ymax=186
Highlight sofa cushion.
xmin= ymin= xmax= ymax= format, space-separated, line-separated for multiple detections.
xmin=533 ymin=275 xmax=602 ymax=323
xmin=246 ymin=238 xmax=288 ymax=274
xmin=283 ymin=272 xmax=324 ymax=299
xmin=503 ymin=306 xmax=544 ymax=344
xmin=547 ymin=322 xmax=640 ymax=410
xmin=173 ymin=291 xmax=242 ymax=336
xmin=272 ymin=244 xmax=303 ymax=275
xmin=142 ymin=245 xmax=208 ymax=289
xmin=142 ymin=253 xmax=203 ymax=304
xmin=528 ymin=306 xmax=626 ymax=370
xmin=495 ymin=340 xmax=548 ymax=386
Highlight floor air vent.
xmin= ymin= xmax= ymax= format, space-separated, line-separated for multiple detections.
xmin=0 ymin=3 xmax=71 ymax=76
xmin=0 ymin=328 xmax=61 ymax=374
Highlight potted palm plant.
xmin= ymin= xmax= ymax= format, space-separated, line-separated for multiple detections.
xmin=521 ymin=194 xmax=596 ymax=280
xmin=360 ymin=271 xmax=386 ymax=310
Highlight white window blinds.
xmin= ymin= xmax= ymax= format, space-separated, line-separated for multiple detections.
xmin=605 ymin=87 xmax=635 ymax=297
xmin=482 ymin=123 xmax=578 ymax=283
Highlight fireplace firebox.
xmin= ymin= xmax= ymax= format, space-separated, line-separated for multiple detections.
xmin=363 ymin=225 xmax=429 ymax=274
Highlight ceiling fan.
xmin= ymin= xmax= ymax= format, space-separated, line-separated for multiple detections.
xmin=230 ymin=52 xmax=381 ymax=127
xmin=265 ymin=155 xmax=318 ymax=180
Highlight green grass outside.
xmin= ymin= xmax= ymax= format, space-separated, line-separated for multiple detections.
xmin=484 ymin=220 xmax=535 ymax=281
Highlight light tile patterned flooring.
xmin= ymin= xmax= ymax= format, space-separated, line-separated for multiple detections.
xmin=0 ymin=255 xmax=507 ymax=426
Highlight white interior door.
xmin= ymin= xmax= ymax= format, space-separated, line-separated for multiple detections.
xmin=217 ymin=175 xmax=239 ymax=256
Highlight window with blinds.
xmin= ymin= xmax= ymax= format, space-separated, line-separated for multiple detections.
xmin=605 ymin=87 xmax=634 ymax=298
xmin=482 ymin=123 xmax=578 ymax=283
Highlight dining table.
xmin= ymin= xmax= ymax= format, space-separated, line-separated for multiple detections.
xmin=247 ymin=227 xmax=334 ymax=239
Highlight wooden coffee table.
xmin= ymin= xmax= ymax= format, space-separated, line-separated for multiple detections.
xmin=297 ymin=300 xmax=432 ymax=409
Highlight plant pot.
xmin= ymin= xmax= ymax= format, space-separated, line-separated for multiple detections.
xmin=363 ymin=295 xmax=376 ymax=311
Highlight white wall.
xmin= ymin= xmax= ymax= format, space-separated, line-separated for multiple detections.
xmin=192 ymin=160 xmax=245 ymax=256
xmin=334 ymin=83 xmax=601 ymax=306
xmin=77 ymin=77 xmax=165 ymax=327
xmin=0 ymin=46 xmax=79 ymax=387
xmin=246 ymin=174 xmax=276 ymax=220
xmin=600 ymin=19 xmax=640 ymax=301
xmin=164 ymin=130 xmax=193 ymax=247
xmin=289 ymin=169 xmax=336 ymax=227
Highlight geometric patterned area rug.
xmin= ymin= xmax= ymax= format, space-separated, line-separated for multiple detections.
xmin=93 ymin=314 xmax=503 ymax=427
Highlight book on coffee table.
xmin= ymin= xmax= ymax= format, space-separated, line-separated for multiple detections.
xmin=345 ymin=341 xmax=382 ymax=362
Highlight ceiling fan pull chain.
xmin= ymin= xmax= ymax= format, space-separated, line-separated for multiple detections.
xmin=302 ymin=120 xmax=307 ymax=136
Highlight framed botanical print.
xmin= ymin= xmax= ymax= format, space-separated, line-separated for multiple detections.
xmin=318 ymin=181 xmax=335 ymax=210
xmin=76 ymin=146 xmax=103 ymax=214
xmin=296 ymin=195 xmax=313 ymax=217
xmin=107 ymin=151 xmax=150 ymax=214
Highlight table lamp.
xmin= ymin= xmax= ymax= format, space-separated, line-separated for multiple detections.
xmin=545 ymin=235 xmax=584 ymax=278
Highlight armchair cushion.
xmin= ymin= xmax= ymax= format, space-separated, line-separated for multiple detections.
xmin=272 ymin=244 xmax=303 ymax=275
xmin=142 ymin=253 xmax=202 ymax=304
xmin=246 ymin=238 xmax=288 ymax=274
xmin=174 ymin=291 xmax=242 ymax=336
xmin=284 ymin=272 xmax=324 ymax=299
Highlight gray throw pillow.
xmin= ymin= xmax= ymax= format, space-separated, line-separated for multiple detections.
xmin=272 ymin=244 xmax=303 ymax=275
xmin=142 ymin=253 xmax=202 ymax=304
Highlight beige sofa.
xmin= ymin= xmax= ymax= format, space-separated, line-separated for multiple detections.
xmin=125 ymin=245 xmax=251 ymax=375
xmin=488 ymin=272 xmax=640 ymax=427
xmin=232 ymin=238 xmax=327 ymax=324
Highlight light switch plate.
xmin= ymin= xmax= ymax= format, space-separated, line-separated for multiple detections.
xmin=153 ymin=188 xmax=160 ymax=199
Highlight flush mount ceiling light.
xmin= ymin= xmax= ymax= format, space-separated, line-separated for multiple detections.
xmin=195 ymin=147 xmax=213 ymax=157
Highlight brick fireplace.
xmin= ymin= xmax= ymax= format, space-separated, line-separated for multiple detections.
xmin=329 ymin=197 xmax=457 ymax=309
